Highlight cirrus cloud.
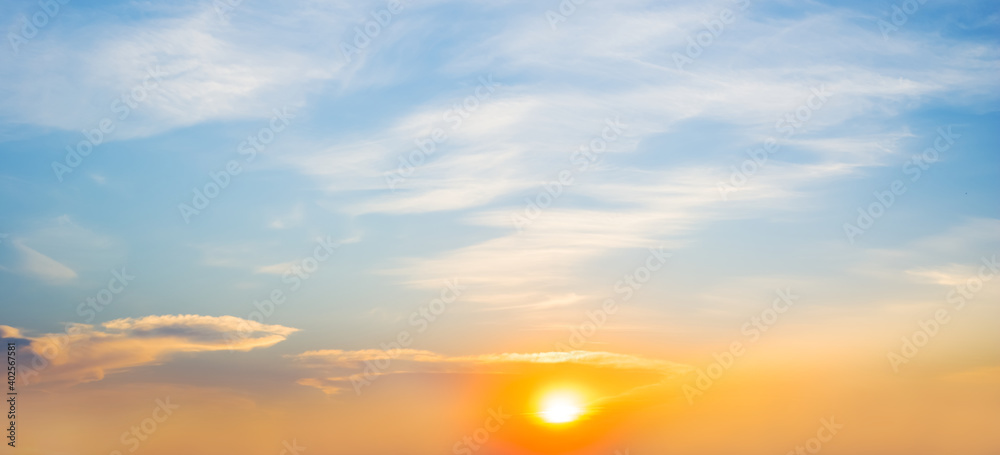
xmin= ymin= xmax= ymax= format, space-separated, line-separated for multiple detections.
xmin=290 ymin=348 xmax=691 ymax=396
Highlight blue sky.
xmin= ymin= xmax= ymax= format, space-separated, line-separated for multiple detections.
xmin=1 ymin=0 xmax=999 ymax=428
xmin=2 ymin=1 xmax=1000 ymax=454
xmin=2 ymin=0 xmax=998 ymax=336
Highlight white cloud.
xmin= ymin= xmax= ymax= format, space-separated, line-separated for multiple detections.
xmin=255 ymin=260 xmax=298 ymax=276
xmin=11 ymin=240 xmax=77 ymax=282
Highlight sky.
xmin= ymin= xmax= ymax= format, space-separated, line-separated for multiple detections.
xmin=0 ymin=0 xmax=999 ymax=454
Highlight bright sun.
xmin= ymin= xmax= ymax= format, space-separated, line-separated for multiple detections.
xmin=538 ymin=391 xmax=585 ymax=424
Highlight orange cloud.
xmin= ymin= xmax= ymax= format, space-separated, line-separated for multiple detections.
xmin=13 ymin=314 xmax=297 ymax=387
xmin=290 ymin=349 xmax=691 ymax=395
xmin=0 ymin=325 xmax=25 ymax=339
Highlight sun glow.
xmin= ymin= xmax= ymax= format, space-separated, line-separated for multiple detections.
xmin=538 ymin=391 xmax=585 ymax=424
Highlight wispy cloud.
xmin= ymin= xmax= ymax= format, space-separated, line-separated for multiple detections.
xmin=290 ymin=348 xmax=690 ymax=395
xmin=11 ymin=240 xmax=77 ymax=282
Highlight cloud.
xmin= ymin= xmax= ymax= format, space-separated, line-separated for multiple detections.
xmin=293 ymin=348 xmax=442 ymax=367
xmin=11 ymin=240 xmax=77 ymax=282
xmin=0 ymin=216 xmax=126 ymax=281
xmin=268 ymin=203 xmax=305 ymax=230
xmin=0 ymin=325 xmax=28 ymax=342
xmin=14 ymin=315 xmax=297 ymax=387
xmin=290 ymin=348 xmax=691 ymax=395
xmin=255 ymin=260 xmax=298 ymax=276
xmin=268 ymin=1 xmax=998 ymax=315
xmin=850 ymin=218 xmax=1000 ymax=287
xmin=0 ymin=326 xmax=20 ymax=337
xmin=911 ymin=218 xmax=1000 ymax=255
xmin=905 ymin=265 xmax=981 ymax=287
xmin=0 ymin=1 xmax=375 ymax=138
